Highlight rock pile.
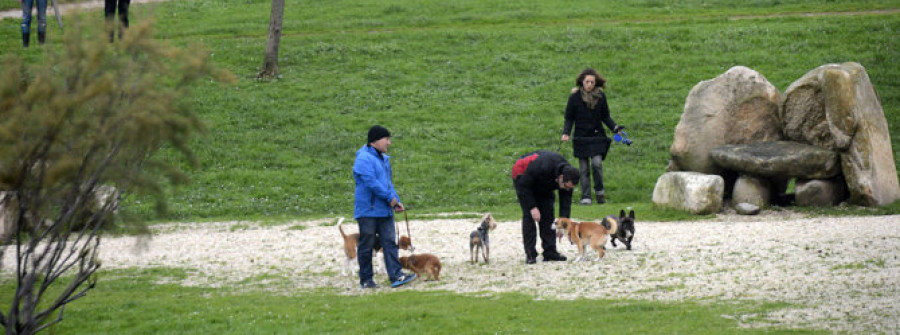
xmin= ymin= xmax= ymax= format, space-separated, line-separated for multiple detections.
xmin=655 ymin=63 xmax=899 ymax=214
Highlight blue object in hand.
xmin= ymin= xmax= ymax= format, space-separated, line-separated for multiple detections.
xmin=614 ymin=131 xmax=633 ymax=146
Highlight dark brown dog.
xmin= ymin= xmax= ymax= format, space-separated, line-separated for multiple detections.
xmin=399 ymin=253 xmax=442 ymax=281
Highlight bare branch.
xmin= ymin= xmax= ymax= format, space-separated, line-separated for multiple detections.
xmin=33 ymin=304 xmax=65 ymax=334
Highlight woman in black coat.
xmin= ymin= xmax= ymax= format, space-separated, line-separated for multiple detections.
xmin=560 ymin=68 xmax=624 ymax=205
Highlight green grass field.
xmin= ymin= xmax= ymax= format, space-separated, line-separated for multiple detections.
xmin=4 ymin=0 xmax=899 ymax=222
xmin=2 ymin=0 xmax=899 ymax=333
xmin=0 ymin=268 xmax=815 ymax=334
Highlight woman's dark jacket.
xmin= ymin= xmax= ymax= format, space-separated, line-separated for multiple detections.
xmin=562 ymin=90 xmax=619 ymax=159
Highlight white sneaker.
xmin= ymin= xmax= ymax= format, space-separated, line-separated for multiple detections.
xmin=580 ymin=198 xmax=592 ymax=205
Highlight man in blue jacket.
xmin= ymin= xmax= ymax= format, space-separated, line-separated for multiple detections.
xmin=353 ymin=125 xmax=416 ymax=289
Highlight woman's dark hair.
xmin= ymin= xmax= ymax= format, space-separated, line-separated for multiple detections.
xmin=575 ymin=68 xmax=606 ymax=89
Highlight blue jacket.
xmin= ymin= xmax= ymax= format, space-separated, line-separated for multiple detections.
xmin=353 ymin=144 xmax=400 ymax=219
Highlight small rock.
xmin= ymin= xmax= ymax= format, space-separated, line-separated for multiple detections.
xmin=735 ymin=202 xmax=760 ymax=215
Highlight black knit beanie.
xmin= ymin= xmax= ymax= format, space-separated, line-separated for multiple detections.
xmin=367 ymin=125 xmax=391 ymax=143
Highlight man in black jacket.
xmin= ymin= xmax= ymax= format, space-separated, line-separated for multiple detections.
xmin=511 ymin=150 xmax=580 ymax=264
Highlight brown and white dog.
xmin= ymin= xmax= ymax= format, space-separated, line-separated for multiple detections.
xmin=555 ymin=217 xmax=618 ymax=261
xmin=337 ymin=217 xmax=412 ymax=276
xmin=469 ymin=213 xmax=497 ymax=264
xmin=338 ymin=217 xmax=379 ymax=276
xmin=399 ymin=253 xmax=442 ymax=281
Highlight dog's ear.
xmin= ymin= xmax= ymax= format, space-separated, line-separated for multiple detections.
xmin=619 ymin=209 xmax=626 ymax=218
xmin=486 ymin=214 xmax=497 ymax=230
xmin=629 ymin=210 xmax=635 ymax=220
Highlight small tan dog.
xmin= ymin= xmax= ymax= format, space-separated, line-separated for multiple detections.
xmin=399 ymin=254 xmax=442 ymax=281
xmin=338 ymin=217 xmax=411 ymax=276
xmin=555 ymin=217 xmax=618 ymax=261
xmin=469 ymin=213 xmax=497 ymax=264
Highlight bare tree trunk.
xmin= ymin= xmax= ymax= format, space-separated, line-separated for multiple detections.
xmin=257 ymin=0 xmax=284 ymax=79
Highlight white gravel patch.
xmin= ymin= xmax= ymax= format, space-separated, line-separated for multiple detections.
xmin=4 ymin=212 xmax=899 ymax=332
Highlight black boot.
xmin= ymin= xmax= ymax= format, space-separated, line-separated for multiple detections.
xmin=23 ymin=32 xmax=30 ymax=48
xmin=38 ymin=32 xmax=46 ymax=45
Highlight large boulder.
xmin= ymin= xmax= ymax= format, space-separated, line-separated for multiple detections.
xmin=652 ymin=172 xmax=724 ymax=215
xmin=709 ymin=141 xmax=840 ymax=179
xmin=668 ymin=66 xmax=783 ymax=175
xmin=783 ymin=62 xmax=900 ymax=206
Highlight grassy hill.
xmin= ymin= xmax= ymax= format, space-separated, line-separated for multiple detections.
xmin=2 ymin=2 xmax=899 ymax=334
xmin=2 ymin=0 xmax=899 ymax=222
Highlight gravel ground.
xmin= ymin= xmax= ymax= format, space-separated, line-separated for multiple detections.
xmin=8 ymin=211 xmax=899 ymax=333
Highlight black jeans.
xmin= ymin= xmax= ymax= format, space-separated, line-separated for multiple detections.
xmin=578 ymin=155 xmax=604 ymax=200
xmin=518 ymin=193 xmax=559 ymax=259
xmin=104 ymin=0 xmax=130 ymax=28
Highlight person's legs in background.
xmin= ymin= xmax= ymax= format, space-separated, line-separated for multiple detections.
xmin=36 ymin=0 xmax=47 ymax=44
xmin=590 ymin=155 xmax=605 ymax=203
xmin=104 ymin=0 xmax=119 ymax=41
xmin=116 ymin=0 xmax=130 ymax=39
xmin=578 ymin=157 xmax=592 ymax=204
xmin=21 ymin=0 xmax=34 ymax=47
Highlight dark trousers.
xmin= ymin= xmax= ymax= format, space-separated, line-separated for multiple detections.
xmin=104 ymin=0 xmax=130 ymax=27
xmin=518 ymin=192 xmax=559 ymax=259
xmin=356 ymin=216 xmax=403 ymax=284
xmin=578 ymin=155 xmax=604 ymax=199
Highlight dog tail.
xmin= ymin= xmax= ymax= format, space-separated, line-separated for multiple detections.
xmin=337 ymin=217 xmax=347 ymax=238
xmin=606 ymin=217 xmax=618 ymax=236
